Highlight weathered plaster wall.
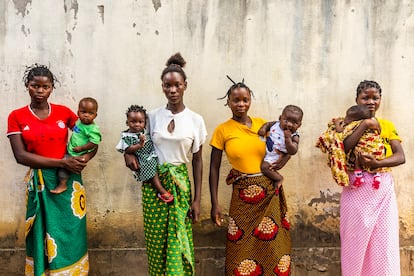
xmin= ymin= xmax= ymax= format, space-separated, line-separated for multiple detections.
xmin=1 ymin=0 xmax=413 ymax=275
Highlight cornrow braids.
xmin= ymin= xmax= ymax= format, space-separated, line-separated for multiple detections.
xmin=126 ymin=104 xmax=147 ymax=118
xmin=160 ymin=52 xmax=187 ymax=81
xmin=356 ymin=80 xmax=382 ymax=96
xmin=23 ymin=64 xmax=58 ymax=88
xmin=218 ymin=75 xmax=254 ymax=105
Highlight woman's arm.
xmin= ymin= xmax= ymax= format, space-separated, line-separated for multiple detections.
xmin=209 ymin=146 xmax=224 ymax=226
xmin=9 ymin=134 xmax=87 ymax=174
xmin=191 ymin=146 xmax=203 ymax=223
xmin=343 ymin=118 xmax=378 ymax=152
xmin=269 ymin=151 xmax=291 ymax=171
xmin=359 ymin=139 xmax=405 ymax=169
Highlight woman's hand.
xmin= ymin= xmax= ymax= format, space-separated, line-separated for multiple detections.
xmin=211 ymin=204 xmax=224 ymax=226
xmin=63 ymin=156 xmax=87 ymax=174
xmin=357 ymin=152 xmax=378 ymax=169
xmin=124 ymin=153 xmax=139 ymax=171
xmin=359 ymin=140 xmax=405 ymax=169
xmin=269 ymin=151 xmax=291 ymax=170
xmin=190 ymin=200 xmax=201 ymax=223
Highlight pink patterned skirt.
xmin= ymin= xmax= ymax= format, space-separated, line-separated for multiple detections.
xmin=340 ymin=172 xmax=400 ymax=276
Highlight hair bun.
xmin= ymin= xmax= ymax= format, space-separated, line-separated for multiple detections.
xmin=166 ymin=52 xmax=186 ymax=68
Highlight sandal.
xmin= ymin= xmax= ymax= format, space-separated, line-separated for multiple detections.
xmin=158 ymin=192 xmax=174 ymax=203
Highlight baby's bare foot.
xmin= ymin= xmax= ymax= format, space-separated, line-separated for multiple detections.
xmin=50 ymin=185 xmax=67 ymax=194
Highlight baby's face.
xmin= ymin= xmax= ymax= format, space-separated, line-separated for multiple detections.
xmin=78 ymin=101 xmax=97 ymax=125
xmin=126 ymin=111 xmax=146 ymax=133
xmin=279 ymin=110 xmax=302 ymax=132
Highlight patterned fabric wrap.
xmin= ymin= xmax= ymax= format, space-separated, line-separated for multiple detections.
xmin=316 ymin=118 xmax=389 ymax=186
xmin=23 ymin=168 xmax=89 ymax=276
xmin=142 ymin=163 xmax=195 ymax=276
xmin=225 ymin=169 xmax=291 ymax=276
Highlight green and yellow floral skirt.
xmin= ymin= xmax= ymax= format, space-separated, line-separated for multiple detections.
xmin=142 ymin=163 xmax=195 ymax=276
xmin=24 ymin=168 xmax=89 ymax=276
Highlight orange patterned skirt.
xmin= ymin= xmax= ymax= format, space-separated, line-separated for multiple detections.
xmin=225 ymin=169 xmax=291 ymax=276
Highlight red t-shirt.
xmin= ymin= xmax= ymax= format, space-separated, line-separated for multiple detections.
xmin=7 ymin=104 xmax=78 ymax=159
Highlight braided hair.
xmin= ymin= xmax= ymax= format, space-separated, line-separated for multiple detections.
xmin=125 ymin=104 xmax=147 ymax=132
xmin=160 ymin=53 xmax=187 ymax=81
xmin=356 ymin=80 xmax=382 ymax=96
xmin=23 ymin=64 xmax=58 ymax=88
xmin=218 ymin=75 xmax=254 ymax=105
xmin=126 ymin=104 xmax=146 ymax=118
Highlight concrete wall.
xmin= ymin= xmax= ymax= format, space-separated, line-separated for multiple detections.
xmin=1 ymin=0 xmax=414 ymax=275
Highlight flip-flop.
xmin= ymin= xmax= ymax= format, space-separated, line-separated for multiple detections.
xmin=158 ymin=192 xmax=174 ymax=203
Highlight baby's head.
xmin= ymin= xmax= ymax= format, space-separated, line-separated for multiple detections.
xmin=279 ymin=105 xmax=303 ymax=132
xmin=78 ymin=97 xmax=98 ymax=125
xmin=125 ymin=105 xmax=147 ymax=133
xmin=344 ymin=104 xmax=371 ymax=125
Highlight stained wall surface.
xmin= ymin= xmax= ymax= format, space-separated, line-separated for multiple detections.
xmin=1 ymin=0 xmax=413 ymax=275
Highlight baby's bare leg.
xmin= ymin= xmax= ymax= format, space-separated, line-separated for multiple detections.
xmin=152 ymin=174 xmax=174 ymax=203
xmin=151 ymin=174 xmax=167 ymax=194
xmin=352 ymin=150 xmax=364 ymax=188
xmin=261 ymin=160 xmax=284 ymax=188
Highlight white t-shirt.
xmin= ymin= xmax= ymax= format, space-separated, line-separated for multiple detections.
xmin=148 ymin=106 xmax=207 ymax=165
xmin=264 ymin=121 xmax=299 ymax=163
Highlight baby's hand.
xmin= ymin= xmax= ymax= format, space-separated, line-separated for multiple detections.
xmin=333 ymin=118 xmax=344 ymax=132
xmin=258 ymin=126 xmax=267 ymax=137
xmin=139 ymin=134 xmax=146 ymax=145
xmin=283 ymin=129 xmax=292 ymax=138
xmin=73 ymin=146 xmax=82 ymax=153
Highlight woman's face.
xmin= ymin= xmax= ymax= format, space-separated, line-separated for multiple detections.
xmin=227 ymin=87 xmax=251 ymax=118
xmin=27 ymin=76 xmax=53 ymax=104
xmin=355 ymin=87 xmax=381 ymax=116
xmin=161 ymin=72 xmax=187 ymax=106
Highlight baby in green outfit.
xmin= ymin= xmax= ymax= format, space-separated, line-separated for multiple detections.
xmin=52 ymin=97 xmax=102 ymax=194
